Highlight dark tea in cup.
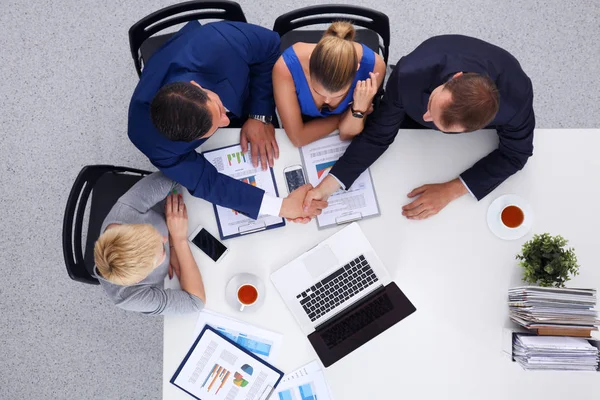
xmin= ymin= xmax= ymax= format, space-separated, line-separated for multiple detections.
xmin=237 ymin=284 xmax=259 ymax=308
xmin=501 ymin=205 xmax=524 ymax=228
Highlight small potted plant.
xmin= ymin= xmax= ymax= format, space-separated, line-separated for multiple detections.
xmin=516 ymin=233 xmax=580 ymax=287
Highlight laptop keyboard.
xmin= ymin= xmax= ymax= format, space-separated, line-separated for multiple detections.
xmin=320 ymin=292 xmax=394 ymax=349
xmin=296 ymin=255 xmax=378 ymax=322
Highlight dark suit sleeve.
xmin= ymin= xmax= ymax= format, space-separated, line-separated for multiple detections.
xmin=224 ymin=23 xmax=281 ymax=116
xmin=128 ymin=103 xmax=265 ymax=219
xmin=152 ymin=151 xmax=265 ymax=219
xmin=460 ymin=85 xmax=535 ymax=200
xmin=330 ymin=66 xmax=406 ymax=188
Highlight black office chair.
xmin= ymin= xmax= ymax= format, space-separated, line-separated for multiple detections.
xmin=62 ymin=165 xmax=152 ymax=284
xmin=273 ymin=5 xmax=390 ymax=65
xmin=129 ymin=0 xmax=247 ymax=77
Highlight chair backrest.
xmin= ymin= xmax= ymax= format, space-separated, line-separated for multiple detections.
xmin=129 ymin=0 xmax=247 ymax=77
xmin=272 ymin=5 xmax=390 ymax=65
xmin=62 ymin=165 xmax=151 ymax=285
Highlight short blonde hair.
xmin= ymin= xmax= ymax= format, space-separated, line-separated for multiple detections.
xmin=310 ymin=21 xmax=357 ymax=92
xmin=94 ymin=224 xmax=163 ymax=286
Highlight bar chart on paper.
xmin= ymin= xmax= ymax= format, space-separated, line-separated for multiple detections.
xmin=215 ymin=328 xmax=273 ymax=358
xmin=227 ymin=151 xmax=247 ymax=166
xmin=278 ymin=382 xmax=318 ymax=400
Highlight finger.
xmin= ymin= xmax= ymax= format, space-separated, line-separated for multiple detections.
xmin=311 ymin=200 xmax=328 ymax=210
xmin=272 ymin=138 xmax=280 ymax=160
xmin=265 ymin=141 xmax=274 ymax=168
xmin=402 ymin=198 xmax=424 ymax=211
xmin=259 ymin=143 xmax=268 ymax=171
xmin=407 ymin=185 xmax=428 ymax=198
xmin=302 ymin=190 xmax=317 ymax=212
xmin=181 ymin=197 xmax=188 ymax=218
xmin=250 ymin=141 xmax=259 ymax=168
xmin=402 ymin=203 xmax=426 ymax=217
xmin=240 ymin=130 xmax=248 ymax=154
xmin=366 ymin=78 xmax=372 ymax=90
xmin=177 ymin=194 xmax=182 ymax=213
xmin=166 ymin=194 xmax=173 ymax=215
xmin=300 ymin=217 xmax=311 ymax=224
xmin=410 ymin=210 xmax=435 ymax=220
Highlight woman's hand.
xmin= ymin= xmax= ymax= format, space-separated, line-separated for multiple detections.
xmin=165 ymin=194 xmax=188 ymax=244
xmin=352 ymin=72 xmax=380 ymax=112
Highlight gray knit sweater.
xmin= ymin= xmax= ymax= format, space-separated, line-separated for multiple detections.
xmin=94 ymin=172 xmax=204 ymax=315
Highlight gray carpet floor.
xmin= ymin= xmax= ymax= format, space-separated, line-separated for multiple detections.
xmin=0 ymin=0 xmax=598 ymax=399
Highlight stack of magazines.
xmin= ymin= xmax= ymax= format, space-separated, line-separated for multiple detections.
xmin=513 ymin=334 xmax=599 ymax=371
xmin=509 ymin=286 xmax=599 ymax=337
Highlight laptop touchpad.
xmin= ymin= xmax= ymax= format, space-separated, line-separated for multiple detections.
xmin=303 ymin=245 xmax=339 ymax=279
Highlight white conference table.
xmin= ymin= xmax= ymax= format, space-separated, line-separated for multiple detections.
xmin=164 ymin=128 xmax=600 ymax=400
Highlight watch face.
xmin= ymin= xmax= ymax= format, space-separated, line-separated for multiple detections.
xmin=352 ymin=112 xmax=365 ymax=119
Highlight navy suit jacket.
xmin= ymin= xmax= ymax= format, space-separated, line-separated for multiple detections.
xmin=330 ymin=35 xmax=535 ymax=200
xmin=128 ymin=21 xmax=280 ymax=219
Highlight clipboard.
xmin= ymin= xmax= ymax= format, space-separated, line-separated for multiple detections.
xmin=298 ymin=134 xmax=381 ymax=230
xmin=171 ymin=325 xmax=284 ymax=400
xmin=204 ymin=143 xmax=286 ymax=240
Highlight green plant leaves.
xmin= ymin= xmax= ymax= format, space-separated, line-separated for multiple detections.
xmin=516 ymin=233 xmax=579 ymax=288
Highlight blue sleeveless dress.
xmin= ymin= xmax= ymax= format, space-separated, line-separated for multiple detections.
xmin=281 ymin=44 xmax=376 ymax=117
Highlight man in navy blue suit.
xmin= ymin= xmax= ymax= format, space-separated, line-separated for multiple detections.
xmin=303 ymin=35 xmax=535 ymax=220
xmin=129 ymin=21 xmax=326 ymax=221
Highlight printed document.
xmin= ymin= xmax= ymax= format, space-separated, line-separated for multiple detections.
xmin=300 ymin=134 xmax=379 ymax=228
xmin=275 ymin=360 xmax=334 ymax=400
xmin=171 ymin=327 xmax=283 ymax=400
xmin=194 ymin=309 xmax=283 ymax=363
xmin=204 ymin=144 xmax=284 ymax=238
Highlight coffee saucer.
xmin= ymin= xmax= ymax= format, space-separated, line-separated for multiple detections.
xmin=487 ymin=194 xmax=534 ymax=241
xmin=225 ymin=273 xmax=266 ymax=313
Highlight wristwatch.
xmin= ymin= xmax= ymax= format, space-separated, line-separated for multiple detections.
xmin=351 ymin=106 xmax=365 ymax=119
xmin=249 ymin=114 xmax=273 ymax=124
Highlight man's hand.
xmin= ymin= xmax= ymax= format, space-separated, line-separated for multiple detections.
xmin=240 ymin=119 xmax=279 ymax=171
xmin=165 ymin=194 xmax=188 ymax=242
xmin=302 ymin=175 xmax=340 ymax=213
xmin=280 ymin=184 xmax=328 ymax=223
xmin=402 ymin=178 xmax=468 ymax=220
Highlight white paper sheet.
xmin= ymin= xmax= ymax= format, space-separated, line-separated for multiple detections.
xmin=300 ymin=135 xmax=379 ymax=228
xmin=172 ymin=327 xmax=282 ymax=400
xmin=193 ymin=309 xmax=283 ymax=363
xmin=204 ymin=144 xmax=284 ymax=238
xmin=275 ymin=360 xmax=334 ymax=400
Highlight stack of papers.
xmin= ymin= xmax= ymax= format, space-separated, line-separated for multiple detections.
xmin=513 ymin=334 xmax=599 ymax=371
xmin=508 ymin=287 xmax=599 ymax=334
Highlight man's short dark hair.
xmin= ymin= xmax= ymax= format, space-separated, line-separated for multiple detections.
xmin=150 ymin=82 xmax=212 ymax=142
xmin=441 ymin=73 xmax=500 ymax=132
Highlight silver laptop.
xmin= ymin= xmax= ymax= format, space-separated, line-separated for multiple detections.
xmin=271 ymin=223 xmax=416 ymax=367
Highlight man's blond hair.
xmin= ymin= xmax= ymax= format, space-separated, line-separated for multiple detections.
xmin=94 ymin=224 xmax=163 ymax=286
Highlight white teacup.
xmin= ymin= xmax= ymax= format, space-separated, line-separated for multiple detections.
xmin=237 ymin=283 xmax=259 ymax=311
xmin=500 ymin=204 xmax=525 ymax=229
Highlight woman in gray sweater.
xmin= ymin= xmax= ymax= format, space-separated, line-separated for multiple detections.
xmin=93 ymin=172 xmax=206 ymax=315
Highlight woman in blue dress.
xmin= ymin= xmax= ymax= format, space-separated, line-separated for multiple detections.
xmin=272 ymin=21 xmax=386 ymax=147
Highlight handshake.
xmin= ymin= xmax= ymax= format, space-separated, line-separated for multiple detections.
xmin=279 ymin=175 xmax=341 ymax=224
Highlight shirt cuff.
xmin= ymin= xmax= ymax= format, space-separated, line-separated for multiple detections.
xmin=258 ymin=193 xmax=283 ymax=217
xmin=459 ymin=176 xmax=475 ymax=198
xmin=328 ymin=173 xmax=346 ymax=190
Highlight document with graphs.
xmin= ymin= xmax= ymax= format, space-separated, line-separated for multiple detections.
xmin=300 ymin=134 xmax=380 ymax=229
xmin=171 ymin=326 xmax=284 ymax=400
xmin=204 ymin=144 xmax=285 ymax=240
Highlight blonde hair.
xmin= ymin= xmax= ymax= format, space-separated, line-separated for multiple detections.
xmin=309 ymin=21 xmax=357 ymax=92
xmin=94 ymin=224 xmax=163 ymax=286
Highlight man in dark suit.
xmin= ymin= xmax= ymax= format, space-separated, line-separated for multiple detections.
xmin=129 ymin=21 xmax=326 ymax=221
xmin=303 ymin=35 xmax=535 ymax=220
